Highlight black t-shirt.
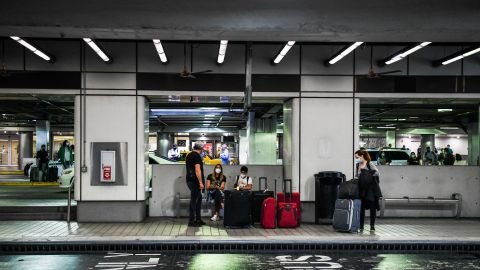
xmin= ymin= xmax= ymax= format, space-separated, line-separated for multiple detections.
xmin=36 ymin=149 xmax=49 ymax=163
xmin=185 ymin=151 xmax=204 ymax=184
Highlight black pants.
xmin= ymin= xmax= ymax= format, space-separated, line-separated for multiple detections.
xmin=210 ymin=189 xmax=223 ymax=213
xmin=187 ymin=181 xmax=202 ymax=223
xmin=360 ymin=200 xmax=376 ymax=229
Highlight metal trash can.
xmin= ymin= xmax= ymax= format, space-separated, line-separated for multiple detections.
xmin=314 ymin=171 xmax=345 ymax=224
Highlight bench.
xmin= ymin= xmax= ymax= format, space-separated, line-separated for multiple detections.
xmin=174 ymin=192 xmax=214 ymax=218
xmin=379 ymin=193 xmax=462 ymax=218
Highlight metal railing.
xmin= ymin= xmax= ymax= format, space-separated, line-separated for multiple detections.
xmin=67 ymin=179 xmax=74 ymax=222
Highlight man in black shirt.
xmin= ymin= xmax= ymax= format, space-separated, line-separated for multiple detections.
xmin=36 ymin=144 xmax=49 ymax=178
xmin=185 ymin=143 xmax=205 ymax=227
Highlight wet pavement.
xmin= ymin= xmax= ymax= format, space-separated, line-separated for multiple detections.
xmin=1 ymin=251 xmax=479 ymax=270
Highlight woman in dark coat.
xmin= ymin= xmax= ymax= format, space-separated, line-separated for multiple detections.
xmin=355 ymin=149 xmax=383 ymax=232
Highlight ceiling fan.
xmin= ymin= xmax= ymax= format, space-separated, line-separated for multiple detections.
xmin=179 ymin=42 xmax=212 ymax=78
xmin=367 ymin=46 xmax=402 ymax=78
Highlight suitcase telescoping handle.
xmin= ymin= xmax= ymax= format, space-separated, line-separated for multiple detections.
xmin=283 ymin=179 xmax=293 ymax=202
xmin=258 ymin=177 xmax=268 ymax=191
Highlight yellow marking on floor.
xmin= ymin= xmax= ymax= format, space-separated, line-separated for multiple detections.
xmin=0 ymin=182 xmax=59 ymax=186
xmin=0 ymin=171 xmax=24 ymax=175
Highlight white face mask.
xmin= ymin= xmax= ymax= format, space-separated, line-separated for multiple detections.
xmin=215 ymin=168 xmax=222 ymax=174
xmin=240 ymin=174 xmax=246 ymax=178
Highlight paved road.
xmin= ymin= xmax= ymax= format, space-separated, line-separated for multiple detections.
xmin=1 ymin=251 xmax=479 ymax=270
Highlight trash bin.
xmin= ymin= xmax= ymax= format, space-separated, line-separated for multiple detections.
xmin=314 ymin=171 xmax=345 ymax=224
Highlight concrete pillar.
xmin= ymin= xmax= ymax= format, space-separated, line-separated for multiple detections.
xmin=35 ymin=120 xmax=50 ymax=154
xmin=18 ymin=131 xmax=33 ymax=169
xmin=156 ymin=132 xmax=173 ymax=157
xmin=420 ymin=134 xmax=436 ymax=160
xmin=386 ymin=130 xmax=396 ymax=148
xmin=246 ymin=112 xmax=255 ymax=164
xmin=285 ymin=97 xmax=360 ymax=200
xmin=74 ymin=95 xmax=149 ymax=222
xmin=468 ymin=122 xmax=480 ymax=166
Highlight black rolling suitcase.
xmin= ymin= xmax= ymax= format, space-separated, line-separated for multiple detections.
xmin=251 ymin=177 xmax=275 ymax=224
xmin=48 ymin=166 xmax=59 ymax=182
xmin=224 ymin=190 xmax=252 ymax=228
xmin=30 ymin=166 xmax=39 ymax=182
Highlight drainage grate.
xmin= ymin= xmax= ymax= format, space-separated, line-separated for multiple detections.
xmin=1 ymin=241 xmax=479 ymax=254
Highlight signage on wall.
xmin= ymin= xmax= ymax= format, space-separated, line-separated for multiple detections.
xmin=177 ymin=140 xmax=186 ymax=147
xmin=100 ymin=150 xmax=116 ymax=182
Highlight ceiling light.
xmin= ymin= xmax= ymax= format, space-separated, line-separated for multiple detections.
xmin=433 ymin=46 xmax=480 ymax=66
xmin=217 ymin=40 xmax=228 ymax=64
xmin=83 ymin=38 xmax=111 ymax=62
xmin=377 ymin=126 xmax=396 ymax=129
xmin=398 ymin=119 xmax=406 ymax=121
xmin=327 ymin=42 xmax=363 ymax=65
xmin=456 ymin=135 xmax=460 ymax=139
xmin=438 ymin=109 xmax=453 ymax=112
xmin=202 ymin=124 xmax=209 ymax=126
xmin=384 ymin=42 xmax=432 ymax=65
xmin=204 ymin=114 xmax=217 ymax=117
xmin=152 ymin=39 xmax=168 ymax=63
xmin=273 ymin=41 xmax=296 ymax=64
xmin=10 ymin=36 xmax=54 ymax=62
xmin=409 ymin=117 xmax=419 ymax=119
xmin=439 ymin=127 xmax=458 ymax=130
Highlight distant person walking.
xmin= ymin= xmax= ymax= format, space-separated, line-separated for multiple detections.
xmin=185 ymin=143 xmax=206 ymax=227
xmin=58 ymin=140 xmax=73 ymax=169
xmin=36 ymin=144 xmax=49 ymax=178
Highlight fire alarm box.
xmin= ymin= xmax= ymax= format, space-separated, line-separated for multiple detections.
xmin=100 ymin=150 xmax=116 ymax=182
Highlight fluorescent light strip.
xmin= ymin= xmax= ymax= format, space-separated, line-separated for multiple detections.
xmin=385 ymin=42 xmax=432 ymax=65
xmin=217 ymin=40 xmax=228 ymax=64
xmin=10 ymin=36 xmax=52 ymax=61
xmin=273 ymin=41 xmax=296 ymax=64
xmin=83 ymin=38 xmax=110 ymax=62
xmin=441 ymin=47 xmax=480 ymax=65
xmin=152 ymin=39 xmax=168 ymax=63
xmin=328 ymin=42 xmax=363 ymax=65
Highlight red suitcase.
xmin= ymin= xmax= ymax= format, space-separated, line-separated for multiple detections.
xmin=277 ymin=179 xmax=301 ymax=223
xmin=261 ymin=197 xmax=277 ymax=229
xmin=277 ymin=201 xmax=298 ymax=228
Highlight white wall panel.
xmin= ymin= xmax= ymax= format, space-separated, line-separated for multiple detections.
xmin=84 ymin=72 xmax=136 ymax=89
xmin=85 ymin=41 xmax=136 ymax=72
xmin=299 ymin=98 xmax=357 ymax=201
xmin=26 ymin=40 xmax=80 ymax=71
xmin=378 ymin=166 xmax=480 ymax=217
xmin=137 ymin=42 xmax=186 ymax=73
xmin=193 ymin=43 xmax=245 ymax=74
xmin=74 ymin=95 xmax=146 ymax=201
xmin=355 ymin=45 xmax=407 ymax=76
xmin=301 ymin=76 xmax=353 ymax=92
xmin=301 ymin=45 xmax=353 ymax=75
xmin=252 ymin=44 xmax=299 ymax=74
xmin=409 ymin=46 xmax=462 ymax=76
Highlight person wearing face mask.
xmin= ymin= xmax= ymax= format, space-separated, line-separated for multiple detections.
xmin=168 ymin=144 xmax=180 ymax=161
xmin=234 ymin=166 xmax=253 ymax=191
xmin=58 ymin=140 xmax=73 ymax=169
xmin=355 ymin=150 xmax=382 ymax=232
xmin=206 ymin=164 xmax=227 ymax=221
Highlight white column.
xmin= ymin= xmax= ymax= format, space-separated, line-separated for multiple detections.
xmin=288 ymin=97 xmax=359 ymax=201
xmin=74 ymin=94 xmax=148 ymax=222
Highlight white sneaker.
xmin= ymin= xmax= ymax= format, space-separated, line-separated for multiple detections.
xmin=211 ymin=214 xmax=219 ymax=221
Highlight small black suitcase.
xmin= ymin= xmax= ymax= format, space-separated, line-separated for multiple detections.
xmin=48 ymin=166 xmax=59 ymax=182
xmin=251 ymin=177 xmax=275 ymax=224
xmin=30 ymin=166 xmax=39 ymax=182
xmin=224 ymin=190 xmax=252 ymax=228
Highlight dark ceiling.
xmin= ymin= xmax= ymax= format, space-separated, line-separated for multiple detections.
xmin=1 ymin=0 xmax=479 ymax=42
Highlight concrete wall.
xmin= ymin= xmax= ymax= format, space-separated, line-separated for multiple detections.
xmin=149 ymin=164 xmax=284 ymax=217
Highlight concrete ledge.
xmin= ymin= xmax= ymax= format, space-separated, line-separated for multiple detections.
xmin=77 ymin=201 xmax=146 ymax=222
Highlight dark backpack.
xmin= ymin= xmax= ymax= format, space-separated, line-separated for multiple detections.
xmin=338 ymin=179 xmax=359 ymax=199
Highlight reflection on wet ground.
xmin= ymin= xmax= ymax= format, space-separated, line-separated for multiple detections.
xmin=1 ymin=251 xmax=480 ymax=270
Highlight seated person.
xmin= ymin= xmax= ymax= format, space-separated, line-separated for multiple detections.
xmin=377 ymin=151 xmax=389 ymax=165
xmin=206 ymin=164 xmax=226 ymax=221
xmin=408 ymin=152 xmax=419 ymax=165
xmin=234 ymin=166 xmax=253 ymax=191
